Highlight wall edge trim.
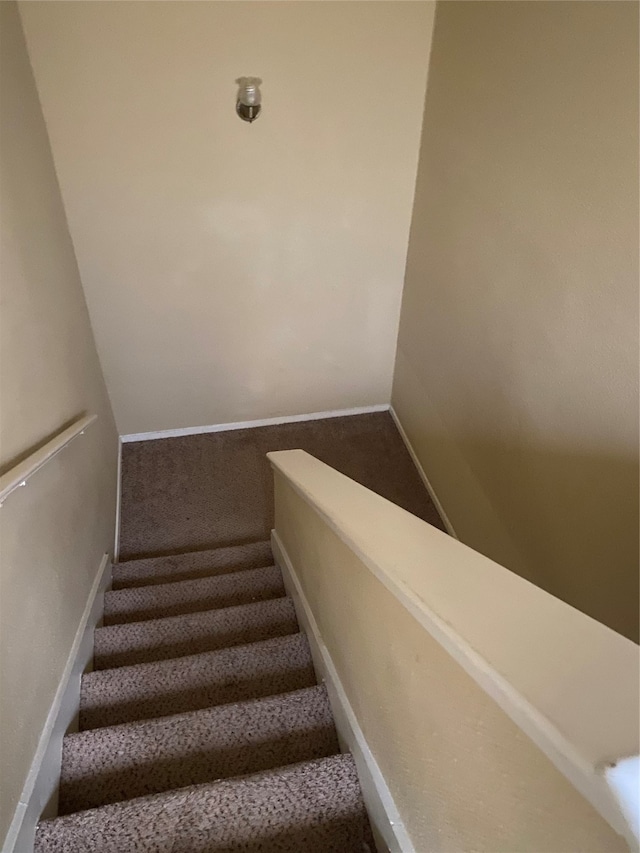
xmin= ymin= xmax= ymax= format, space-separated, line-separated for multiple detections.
xmin=271 ymin=528 xmax=414 ymax=853
xmin=113 ymin=437 xmax=122 ymax=563
xmin=120 ymin=405 xmax=391 ymax=443
xmin=389 ymin=405 xmax=458 ymax=539
xmin=3 ymin=553 xmax=112 ymax=853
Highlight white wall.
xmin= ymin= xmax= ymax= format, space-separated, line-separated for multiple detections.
xmin=20 ymin=0 xmax=434 ymax=436
xmin=392 ymin=0 xmax=639 ymax=641
xmin=0 ymin=3 xmax=119 ymax=844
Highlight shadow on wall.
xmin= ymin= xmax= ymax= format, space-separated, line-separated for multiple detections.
xmin=424 ymin=429 xmax=639 ymax=644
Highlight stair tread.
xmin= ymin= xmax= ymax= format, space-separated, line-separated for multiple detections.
xmin=36 ymin=754 xmax=370 ymax=853
xmin=81 ymin=633 xmax=316 ymax=729
xmin=104 ymin=564 xmax=285 ymax=625
xmin=60 ymin=684 xmax=338 ymax=814
xmin=112 ymin=540 xmax=273 ymax=589
xmin=94 ymin=596 xmax=298 ymax=669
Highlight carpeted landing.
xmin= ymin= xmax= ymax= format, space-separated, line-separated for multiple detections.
xmin=119 ymin=410 xmax=445 ymax=560
xmin=35 ymin=541 xmax=376 ymax=852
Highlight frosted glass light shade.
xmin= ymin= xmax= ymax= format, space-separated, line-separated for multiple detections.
xmin=237 ymin=77 xmax=262 ymax=107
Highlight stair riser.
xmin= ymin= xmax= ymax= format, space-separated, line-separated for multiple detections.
xmin=112 ymin=564 xmax=272 ymax=590
xmin=62 ymin=687 xmax=335 ymax=813
xmin=94 ymin=615 xmax=298 ymax=669
xmin=81 ymin=635 xmax=316 ymax=731
xmin=80 ymin=667 xmax=316 ymax=730
xmin=112 ymin=541 xmax=273 ymax=589
xmin=61 ymin=726 xmax=338 ymax=813
xmin=36 ymin=754 xmax=371 ymax=853
xmin=37 ymin=815 xmax=370 ymax=853
xmin=103 ymin=583 xmax=284 ymax=625
xmin=103 ymin=566 xmax=285 ymax=626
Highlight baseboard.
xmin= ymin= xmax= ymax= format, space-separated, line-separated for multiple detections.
xmin=113 ymin=437 xmax=122 ymax=563
xmin=120 ymin=404 xmax=390 ymax=444
xmin=271 ymin=530 xmax=413 ymax=853
xmin=388 ymin=406 xmax=458 ymax=539
xmin=3 ymin=553 xmax=112 ymax=853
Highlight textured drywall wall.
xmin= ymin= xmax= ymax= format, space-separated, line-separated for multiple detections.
xmin=19 ymin=0 xmax=434 ymax=435
xmin=0 ymin=3 xmax=118 ymax=843
xmin=392 ymin=0 xmax=639 ymax=641
xmin=273 ymin=473 xmax=627 ymax=852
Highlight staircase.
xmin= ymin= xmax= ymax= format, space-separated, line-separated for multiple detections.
xmin=35 ymin=541 xmax=375 ymax=852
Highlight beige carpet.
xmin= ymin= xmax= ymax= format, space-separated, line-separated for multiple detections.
xmin=36 ymin=541 xmax=376 ymax=851
xmin=119 ymin=411 xmax=446 ymax=560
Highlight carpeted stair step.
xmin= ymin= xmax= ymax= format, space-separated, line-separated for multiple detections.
xmin=59 ymin=684 xmax=339 ymax=814
xmin=80 ymin=633 xmax=316 ymax=730
xmin=103 ymin=564 xmax=284 ymax=625
xmin=112 ymin=540 xmax=273 ymax=589
xmin=93 ymin=596 xmax=298 ymax=669
xmin=35 ymin=754 xmax=372 ymax=853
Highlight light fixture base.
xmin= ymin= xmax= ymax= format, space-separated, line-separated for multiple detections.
xmin=236 ymin=102 xmax=261 ymax=123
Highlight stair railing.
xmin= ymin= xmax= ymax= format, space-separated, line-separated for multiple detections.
xmin=0 ymin=413 xmax=97 ymax=507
